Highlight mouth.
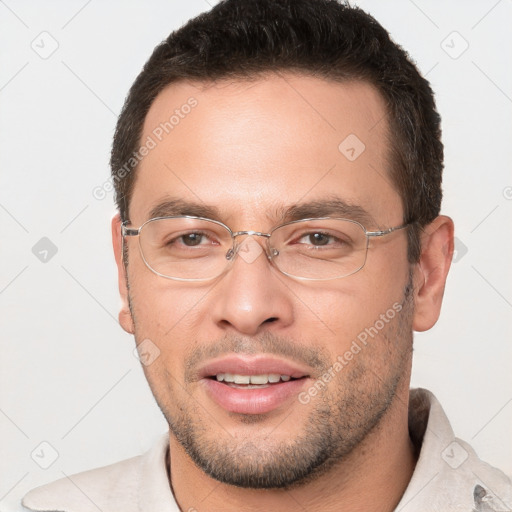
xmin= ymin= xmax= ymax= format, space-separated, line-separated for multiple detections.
xmin=198 ymin=356 xmax=312 ymax=414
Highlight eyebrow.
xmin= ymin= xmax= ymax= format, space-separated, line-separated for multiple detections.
xmin=148 ymin=198 xmax=221 ymax=221
xmin=278 ymin=198 xmax=377 ymax=226
xmin=146 ymin=196 xmax=376 ymax=227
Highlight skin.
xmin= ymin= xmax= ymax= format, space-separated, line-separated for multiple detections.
xmin=112 ymin=73 xmax=454 ymax=512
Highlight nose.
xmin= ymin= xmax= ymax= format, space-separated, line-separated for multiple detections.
xmin=210 ymin=235 xmax=294 ymax=336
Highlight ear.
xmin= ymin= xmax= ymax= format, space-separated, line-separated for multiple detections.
xmin=112 ymin=213 xmax=135 ymax=334
xmin=412 ymin=215 xmax=454 ymax=332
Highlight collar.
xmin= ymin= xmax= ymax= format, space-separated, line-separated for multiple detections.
xmin=396 ymin=388 xmax=511 ymax=511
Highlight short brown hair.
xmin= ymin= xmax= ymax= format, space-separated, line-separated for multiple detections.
xmin=111 ymin=0 xmax=443 ymax=262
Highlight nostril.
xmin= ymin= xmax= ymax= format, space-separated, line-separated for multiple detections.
xmin=263 ymin=317 xmax=278 ymax=324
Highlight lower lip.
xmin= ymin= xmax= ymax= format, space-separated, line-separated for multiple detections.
xmin=202 ymin=378 xmax=308 ymax=414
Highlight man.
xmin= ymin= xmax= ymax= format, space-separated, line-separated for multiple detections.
xmin=22 ymin=0 xmax=511 ymax=510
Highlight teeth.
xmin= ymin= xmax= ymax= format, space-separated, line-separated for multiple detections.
xmin=215 ymin=373 xmax=293 ymax=384
xmin=249 ymin=374 xmax=268 ymax=384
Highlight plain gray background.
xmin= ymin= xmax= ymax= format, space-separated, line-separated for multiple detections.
xmin=1 ymin=1 xmax=511 ymax=510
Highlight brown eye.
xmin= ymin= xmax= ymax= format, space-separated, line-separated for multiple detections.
xmin=180 ymin=233 xmax=204 ymax=246
xmin=307 ymin=233 xmax=331 ymax=246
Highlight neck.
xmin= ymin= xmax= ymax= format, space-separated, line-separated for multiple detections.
xmin=169 ymin=387 xmax=416 ymax=512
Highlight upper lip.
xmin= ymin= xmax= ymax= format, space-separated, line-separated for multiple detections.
xmin=198 ymin=355 xmax=312 ymax=379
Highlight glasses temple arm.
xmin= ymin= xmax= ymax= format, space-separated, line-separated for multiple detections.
xmin=366 ymin=223 xmax=411 ymax=238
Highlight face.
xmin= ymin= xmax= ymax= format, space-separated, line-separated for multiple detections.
xmin=115 ymin=74 xmax=418 ymax=488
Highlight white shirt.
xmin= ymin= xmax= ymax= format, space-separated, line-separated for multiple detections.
xmin=22 ymin=388 xmax=512 ymax=512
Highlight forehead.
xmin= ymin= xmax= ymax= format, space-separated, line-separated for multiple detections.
xmin=130 ymin=73 xmax=402 ymax=227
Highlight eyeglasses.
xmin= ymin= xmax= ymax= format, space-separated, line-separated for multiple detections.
xmin=121 ymin=216 xmax=409 ymax=281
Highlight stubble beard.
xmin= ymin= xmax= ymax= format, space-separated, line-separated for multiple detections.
xmin=130 ymin=278 xmax=414 ymax=489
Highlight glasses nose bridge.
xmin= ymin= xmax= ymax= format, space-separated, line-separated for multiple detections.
xmin=231 ymin=229 xmax=271 ymax=240
xmin=227 ymin=230 xmax=273 ymax=261
xmin=231 ymin=230 xmax=272 ymax=250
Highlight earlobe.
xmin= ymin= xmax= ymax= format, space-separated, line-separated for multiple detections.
xmin=112 ymin=213 xmax=135 ymax=334
xmin=412 ymin=215 xmax=454 ymax=332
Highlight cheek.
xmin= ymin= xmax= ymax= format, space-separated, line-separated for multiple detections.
xmin=127 ymin=252 xmax=211 ymax=330
xmin=128 ymin=278 xmax=205 ymax=396
xmin=300 ymin=247 xmax=409 ymax=352
xmin=127 ymin=262 xmax=221 ymax=379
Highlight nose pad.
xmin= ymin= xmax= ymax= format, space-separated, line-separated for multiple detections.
xmin=225 ymin=237 xmax=276 ymax=266
xmin=225 ymin=240 xmax=263 ymax=263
